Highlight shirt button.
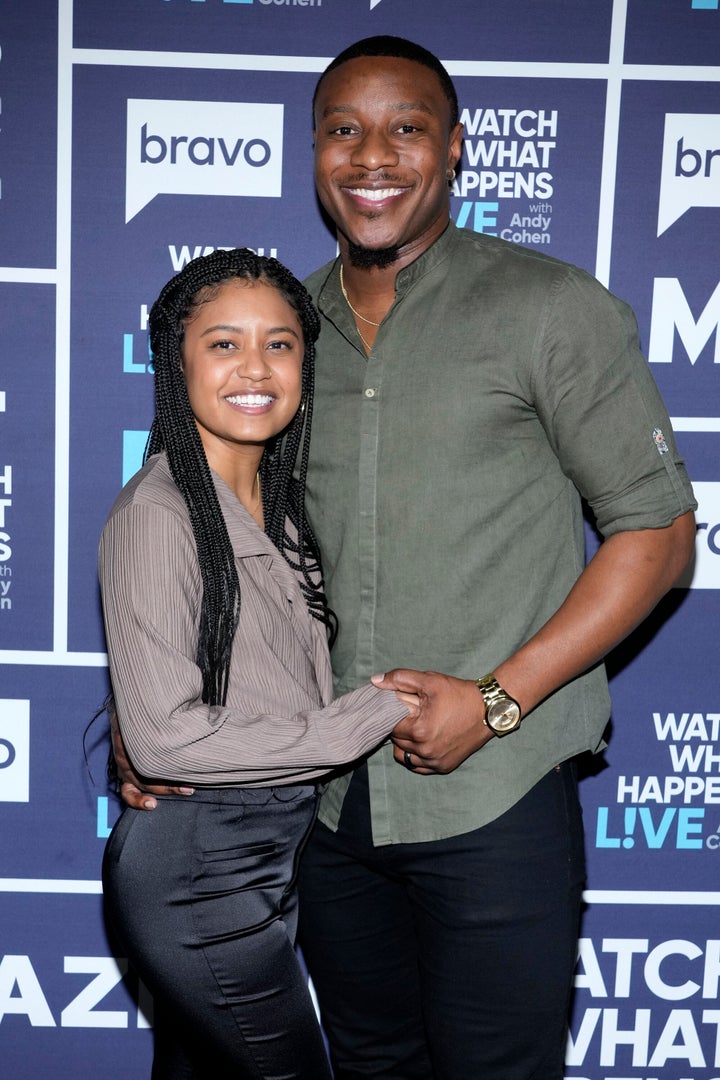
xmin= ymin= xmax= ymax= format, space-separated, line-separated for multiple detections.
xmin=364 ymin=387 xmax=377 ymax=398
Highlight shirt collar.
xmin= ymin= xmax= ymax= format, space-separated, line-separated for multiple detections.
xmin=316 ymin=219 xmax=459 ymax=320
xmin=211 ymin=469 xmax=280 ymax=561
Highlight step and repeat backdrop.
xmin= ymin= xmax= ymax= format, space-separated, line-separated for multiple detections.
xmin=1 ymin=0 xmax=719 ymax=1075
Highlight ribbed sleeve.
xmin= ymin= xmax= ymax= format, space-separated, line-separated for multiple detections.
xmin=98 ymin=456 xmax=407 ymax=786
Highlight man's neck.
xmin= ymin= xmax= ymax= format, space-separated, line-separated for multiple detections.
xmin=337 ymin=214 xmax=449 ymax=296
xmin=337 ymin=258 xmax=397 ymax=345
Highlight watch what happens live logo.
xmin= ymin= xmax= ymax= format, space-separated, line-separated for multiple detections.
xmin=594 ymin=710 xmax=720 ymax=852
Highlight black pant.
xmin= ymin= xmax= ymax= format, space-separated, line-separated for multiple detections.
xmin=297 ymin=762 xmax=585 ymax=1079
xmin=103 ymin=785 xmax=332 ymax=1080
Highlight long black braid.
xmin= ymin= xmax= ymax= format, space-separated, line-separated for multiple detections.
xmin=146 ymin=247 xmax=333 ymax=707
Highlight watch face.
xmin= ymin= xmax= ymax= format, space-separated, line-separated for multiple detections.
xmin=487 ymin=700 xmax=521 ymax=734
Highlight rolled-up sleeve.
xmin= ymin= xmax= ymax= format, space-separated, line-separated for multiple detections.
xmin=531 ymin=265 xmax=696 ymax=537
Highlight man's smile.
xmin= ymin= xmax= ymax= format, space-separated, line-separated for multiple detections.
xmin=344 ymin=186 xmax=407 ymax=202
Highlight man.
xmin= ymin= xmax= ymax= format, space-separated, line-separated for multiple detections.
xmin=119 ymin=35 xmax=696 ymax=1080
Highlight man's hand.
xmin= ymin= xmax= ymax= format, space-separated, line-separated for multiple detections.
xmin=373 ymin=670 xmax=493 ymax=774
xmin=110 ymin=705 xmax=194 ymax=810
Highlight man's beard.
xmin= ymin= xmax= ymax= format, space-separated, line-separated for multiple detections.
xmin=347 ymin=241 xmax=400 ymax=270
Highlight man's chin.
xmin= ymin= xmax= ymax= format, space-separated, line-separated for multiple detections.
xmin=347 ymin=242 xmax=400 ymax=270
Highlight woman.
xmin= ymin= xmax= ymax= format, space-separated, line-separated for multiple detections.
xmin=99 ymin=249 xmax=415 ymax=1079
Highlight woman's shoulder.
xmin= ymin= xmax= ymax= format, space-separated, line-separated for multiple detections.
xmin=105 ymin=453 xmax=188 ymax=525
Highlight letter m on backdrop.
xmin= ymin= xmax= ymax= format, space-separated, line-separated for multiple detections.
xmin=648 ymin=278 xmax=720 ymax=363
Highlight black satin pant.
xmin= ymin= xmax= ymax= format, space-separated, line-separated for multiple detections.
xmin=103 ymin=785 xmax=332 ymax=1080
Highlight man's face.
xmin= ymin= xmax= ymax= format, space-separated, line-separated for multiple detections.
xmin=313 ymin=56 xmax=463 ymax=267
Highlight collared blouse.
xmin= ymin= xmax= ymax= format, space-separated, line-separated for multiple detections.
xmin=99 ymin=453 xmax=406 ymax=787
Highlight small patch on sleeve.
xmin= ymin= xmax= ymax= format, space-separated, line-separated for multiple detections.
xmin=652 ymin=427 xmax=669 ymax=455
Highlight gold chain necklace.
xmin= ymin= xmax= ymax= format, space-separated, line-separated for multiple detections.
xmin=339 ymin=263 xmax=382 ymax=326
xmin=353 ymin=324 xmax=372 ymax=352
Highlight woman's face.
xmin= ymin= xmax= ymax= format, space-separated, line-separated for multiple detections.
xmin=181 ymin=277 xmax=304 ymax=463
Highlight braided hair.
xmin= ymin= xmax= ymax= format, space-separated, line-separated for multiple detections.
xmin=146 ymin=247 xmax=332 ymax=707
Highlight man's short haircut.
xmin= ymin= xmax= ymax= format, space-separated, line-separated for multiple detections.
xmin=313 ymin=35 xmax=459 ymax=130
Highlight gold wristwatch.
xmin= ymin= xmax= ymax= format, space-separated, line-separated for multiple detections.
xmin=475 ymin=674 xmax=522 ymax=737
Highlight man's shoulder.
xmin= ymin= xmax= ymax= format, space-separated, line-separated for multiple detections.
xmin=445 ymin=226 xmax=625 ymax=317
xmin=449 ymin=225 xmax=585 ymax=283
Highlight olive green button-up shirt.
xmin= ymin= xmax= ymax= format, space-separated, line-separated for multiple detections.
xmin=304 ymin=223 xmax=696 ymax=845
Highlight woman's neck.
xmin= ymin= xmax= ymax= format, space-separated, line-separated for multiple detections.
xmin=201 ymin=438 xmax=265 ymax=526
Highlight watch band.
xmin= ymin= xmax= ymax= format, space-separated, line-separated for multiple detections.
xmin=475 ymin=673 xmax=505 ymax=709
xmin=475 ymin=673 xmax=522 ymax=736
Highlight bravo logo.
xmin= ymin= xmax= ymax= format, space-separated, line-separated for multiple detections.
xmin=657 ymin=114 xmax=720 ymax=235
xmin=0 ymin=699 xmax=29 ymax=802
xmin=125 ymin=99 xmax=283 ymax=222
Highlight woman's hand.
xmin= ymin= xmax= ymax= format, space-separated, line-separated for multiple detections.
xmin=395 ymin=691 xmax=421 ymax=718
xmin=110 ymin=705 xmax=194 ymax=810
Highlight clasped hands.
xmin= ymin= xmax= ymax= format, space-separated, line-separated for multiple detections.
xmin=375 ymin=669 xmax=494 ymax=775
xmin=112 ymin=671 xmax=493 ymax=811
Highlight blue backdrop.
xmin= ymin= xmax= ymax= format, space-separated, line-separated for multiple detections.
xmin=1 ymin=1 xmax=719 ymax=1076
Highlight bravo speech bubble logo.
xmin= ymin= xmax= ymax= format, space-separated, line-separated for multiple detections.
xmin=657 ymin=113 xmax=720 ymax=236
xmin=125 ymin=99 xmax=284 ymax=223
